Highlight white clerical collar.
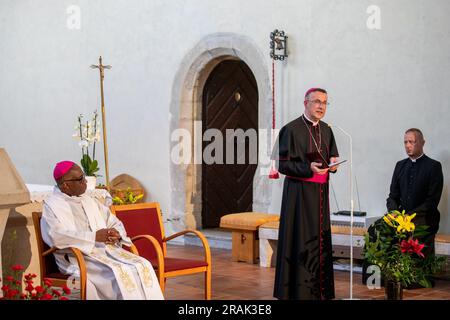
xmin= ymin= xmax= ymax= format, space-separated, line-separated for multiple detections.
xmin=410 ymin=153 xmax=424 ymax=162
xmin=54 ymin=186 xmax=84 ymax=202
xmin=303 ymin=114 xmax=319 ymax=126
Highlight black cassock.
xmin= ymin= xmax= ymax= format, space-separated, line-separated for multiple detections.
xmin=362 ymin=154 xmax=444 ymax=285
xmin=386 ymin=154 xmax=443 ymax=236
xmin=273 ymin=115 xmax=339 ymax=300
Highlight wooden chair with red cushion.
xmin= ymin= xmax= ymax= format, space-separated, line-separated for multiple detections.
xmin=111 ymin=202 xmax=212 ymax=300
xmin=32 ymin=211 xmax=87 ymax=300
xmin=33 ymin=211 xmax=140 ymax=300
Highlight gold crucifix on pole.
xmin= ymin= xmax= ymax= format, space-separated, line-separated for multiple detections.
xmin=90 ymin=56 xmax=112 ymax=189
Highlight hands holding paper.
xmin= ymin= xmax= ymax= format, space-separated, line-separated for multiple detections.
xmin=328 ymin=156 xmax=341 ymax=172
xmin=310 ymin=157 xmax=344 ymax=175
xmin=310 ymin=162 xmax=328 ymax=175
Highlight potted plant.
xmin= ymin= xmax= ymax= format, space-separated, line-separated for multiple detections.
xmin=72 ymin=111 xmax=101 ymax=189
xmin=112 ymin=187 xmax=144 ymax=205
xmin=363 ymin=210 xmax=446 ymax=299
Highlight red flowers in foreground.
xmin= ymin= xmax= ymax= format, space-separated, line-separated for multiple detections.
xmin=0 ymin=264 xmax=70 ymax=300
xmin=11 ymin=265 xmax=24 ymax=271
xmin=400 ymin=238 xmax=425 ymax=258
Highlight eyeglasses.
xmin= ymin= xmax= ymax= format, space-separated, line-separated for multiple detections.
xmin=307 ymin=99 xmax=330 ymax=107
xmin=62 ymin=174 xmax=86 ymax=183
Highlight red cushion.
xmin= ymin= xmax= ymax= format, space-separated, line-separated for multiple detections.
xmin=116 ymin=208 xmax=163 ymax=261
xmin=150 ymin=257 xmax=208 ymax=272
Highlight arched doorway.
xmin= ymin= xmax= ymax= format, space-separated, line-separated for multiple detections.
xmin=201 ymin=59 xmax=259 ymax=228
xmin=168 ymin=33 xmax=273 ymax=234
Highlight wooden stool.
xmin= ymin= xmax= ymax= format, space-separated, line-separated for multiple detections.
xmin=220 ymin=212 xmax=279 ymax=264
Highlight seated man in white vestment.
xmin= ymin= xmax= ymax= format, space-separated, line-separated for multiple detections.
xmin=41 ymin=160 xmax=164 ymax=300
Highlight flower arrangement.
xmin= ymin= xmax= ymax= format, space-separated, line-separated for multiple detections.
xmin=73 ymin=111 xmax=101 ymax=177
xmin=364 ymin=210 xmax=446 ymax=289
xmin=0 ymin=264 xmax=71 ymax=300
xmin=112 ymin=187 xmax=144 ymax=205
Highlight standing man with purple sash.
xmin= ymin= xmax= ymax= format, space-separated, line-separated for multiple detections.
xmin=273 ymin=88 xmax=340 ymax=300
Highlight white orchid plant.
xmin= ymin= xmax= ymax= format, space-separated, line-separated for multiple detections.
xmin=72 ymin=111 xmax=101 ymax=177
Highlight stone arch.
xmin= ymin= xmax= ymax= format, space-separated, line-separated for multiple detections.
xmin=168 ymin=33 xmax=273 ymax=233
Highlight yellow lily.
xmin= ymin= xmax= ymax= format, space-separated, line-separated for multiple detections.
xmin=383 ymin=214 xmax=395 ymax=228
xmin=395 ymin=213 xmax=416 ymax=233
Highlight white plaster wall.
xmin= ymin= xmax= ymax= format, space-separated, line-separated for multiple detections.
xmin=1 ymin=0 xmax=449 ymax=233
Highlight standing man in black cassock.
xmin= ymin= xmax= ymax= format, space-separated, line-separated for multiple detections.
xmin=386 ymin=128 xmax=443 ymax=253
xmin=362 ymin=128 xmax=444 ymax=286
xmin=273 ymin=88 xmax=340 ymax=300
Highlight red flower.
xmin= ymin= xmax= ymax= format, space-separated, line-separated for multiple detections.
xmin=62 ymin=285 xmax=71 ymax=295
xmin=400 ymin=238 xmax=425 ymax=258
xmin=35 ymin=286 xmax=44 ymax=293
xmin=39 ymin=293 xmax=53 ymax=300
xmin=25 ymin=283 xmax=34 ymax=292
xmin=11 ymin=264 xmax=24 ymax=271
xmin=44 ymin=279 xmax=53 ymax=287
xmin=52 ymin=289 xmax=61 ymax=297
xmin=400 ymin=239 xmax=412 ymax=252
xmin=1 ymin=269 xmax=68 ymax=300
xmin=24 ymin=273 xmax=37 ymax=281
xmin=6 ymin=289 xmax=20 ymax=298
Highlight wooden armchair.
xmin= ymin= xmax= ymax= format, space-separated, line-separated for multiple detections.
xmin=33 ymin=211 xmax=142 ymax=300
xmin=111 ymin=202 xmax=212 ymax=299
xmin=32 ymin=211 xmax=87 ymax=300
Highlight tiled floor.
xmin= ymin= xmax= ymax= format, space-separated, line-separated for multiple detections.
xmin=164 ymin=244 xmax=450 ymax=300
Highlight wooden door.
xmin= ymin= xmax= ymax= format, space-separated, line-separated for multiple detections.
xmin=202 ymin=60 xmax=258 ymax=228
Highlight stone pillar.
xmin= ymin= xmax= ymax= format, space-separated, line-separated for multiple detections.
xmin=0 ymin=212 xmax=9 ymax=278
xmin=0 ymin=149 xmax=30 ymax=296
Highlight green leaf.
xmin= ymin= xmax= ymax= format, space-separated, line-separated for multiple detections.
xmin=418 ymin=278 xmax=431 ymax=288
xmin=79 ymin=155 xmax=100 ymax=176
xmin=413 ymin=230 xmax=430 ymax=237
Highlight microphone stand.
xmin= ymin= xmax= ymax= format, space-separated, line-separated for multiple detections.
xmin=330 ymin=124 xmax=354 ymax=300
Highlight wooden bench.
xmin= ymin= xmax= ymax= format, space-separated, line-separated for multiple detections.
xmin=258 ymin=221 xmax=367 ymax=267
xmin=330 ymin=225 xmax=367 ymax=262
xmin=258 ymin=221 xmax=450 ymax=267
xmin=220 ymin=212 xmax=279 ymax=264
xmin=436 ymin=234 xmax=450 ymax=256
xmin=258 ymin=221 xmax=280 ymax=267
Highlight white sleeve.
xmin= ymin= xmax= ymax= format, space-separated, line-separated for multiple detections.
xmin=41 ymin=203 xmax=96 ymax=254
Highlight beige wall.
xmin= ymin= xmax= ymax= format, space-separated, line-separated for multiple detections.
xmin=1 ymin=0 xmax=449 ymax=233
xmin=2 ymin=203 xmax=42 ymax=284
